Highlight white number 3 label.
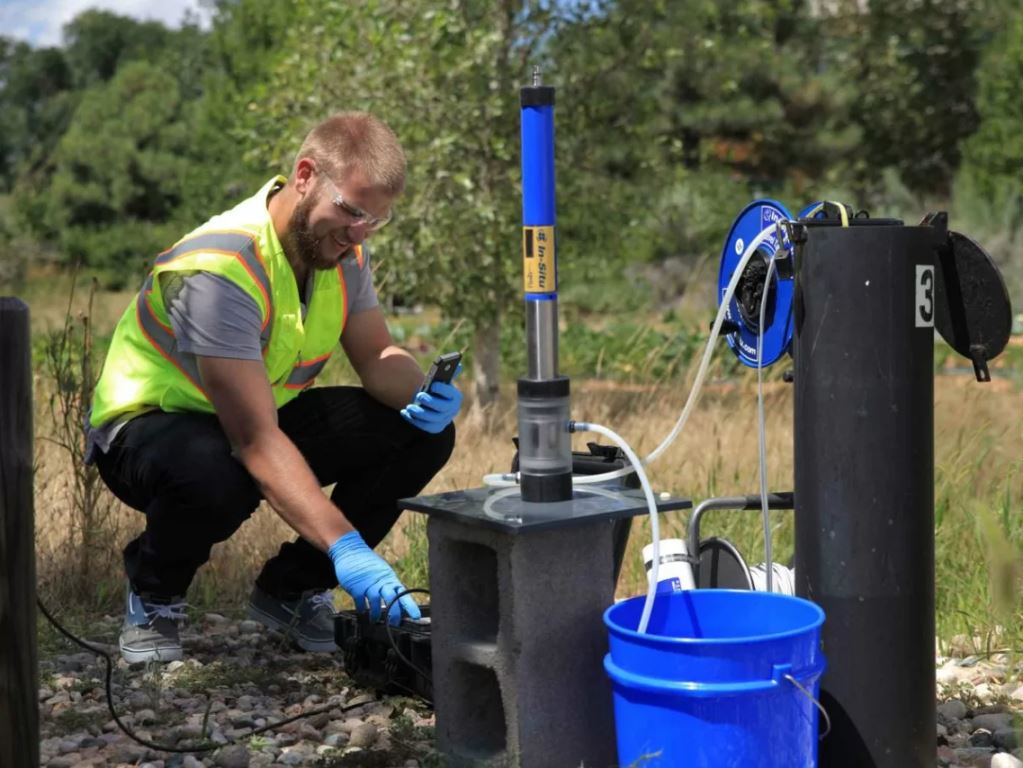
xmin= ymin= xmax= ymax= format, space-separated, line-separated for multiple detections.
xmin=916 ymin=265 xmax=935 ymax=328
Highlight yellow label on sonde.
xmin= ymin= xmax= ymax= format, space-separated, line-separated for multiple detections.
xmin=522 ymin=226 xmax=556 ymax=293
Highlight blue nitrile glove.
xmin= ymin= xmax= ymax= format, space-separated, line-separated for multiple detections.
xmin=400 ymin=365 xmax=463 ymax=434
xmin=328 ymin=531 xmax=421 ymax=625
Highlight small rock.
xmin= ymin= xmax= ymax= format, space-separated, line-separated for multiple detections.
xmin=323 ymin=733 xmax=346 ymax=748
xmin=975 ymin=683 xmax=995 ymax=702
xmin=134 ymin=708 xmax=157 ymax=725
xmin=46 ymin=691 xmax=71 ymax=707
xmin=278 ymin=751 xmax=307 ymax=766
xmin=973 ymin=714 xmax=1014 ymax=732
xmin=238 ymin=620 xmax=262 ymax=635
xmin=128 ymin=691 xmax=152 ymax=708
xmin=992 ymin=754 xmax=1023 ymax=768
xmin=214 ymin=744 xmax=251 ymax=768
xmin=340 ymin=718 xmax=363 ymax=734
xmin=47 ymin=756 xmax=80 ymax=768
xmin=38 ymin=687 xmax=54 ymax=702
xmin=955 ymin=746 xmax=996 ymax=768
xmin=938 ymin=722 xmax=949 ymax=742
xmin=173 ymin=723 xmax=204 ymax=741
xmin=166 ymin=660 xmax=187 ymax=672
xmin=994 ymin=727 xmax=1018 ymax=751
xmin=182 ymin=757 xmax=205 ymax=768
xmin=274 ymin=732 xmax=298 ymax=747
xmin=939 ymin=700 xmax=969 ymax=722
xmin=324 ymin=720 xmax=347 ymax=735
xmin=55 ymin=654 xmax=84 ymax=672
xmin=349 ymin=722 xmax=378 ymax=748
xmin=228 ymin=710 xmax=257 ymax=728
xmin=950 ymin=731 xmax=972 ymax=748
xmin=976 ymin=704 xmax=1009 ymax=716
xmin=937 ymin=744 xmax=957 ymax=766
xmin=1009 ymin=686 xmax=1023 ymax=703
xmin=345 ymin=693 xmax=376 ymax=708
xmin=205 ymin=613 xmax=228 ymax=624
xmin=306 ymin=712 xmax=330 ymax=729
xmin=112 ymin=744 xmax=148 ymax=763
xmin=970 ymin=729 xmax=994 ymax=748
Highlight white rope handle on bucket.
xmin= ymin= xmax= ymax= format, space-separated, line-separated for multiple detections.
xmin=783 ymin=674 xmax=831 ymax=741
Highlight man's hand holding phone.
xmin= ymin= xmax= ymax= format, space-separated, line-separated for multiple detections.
xmin=400 ymin=352 xmax=463 ymax=434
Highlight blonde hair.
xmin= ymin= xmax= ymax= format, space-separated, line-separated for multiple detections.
xmin=294 ymin=112 xmax=406 ymax=195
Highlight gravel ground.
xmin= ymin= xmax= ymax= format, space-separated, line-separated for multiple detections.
xmin=39 ymin=612 xmax=437 ymax=767
xmin=38 ymin=614 xmax=1023 ymax=767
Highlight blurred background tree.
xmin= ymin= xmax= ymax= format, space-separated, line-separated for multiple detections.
xmin=0 ymin=0 xmax=1019 ymax=396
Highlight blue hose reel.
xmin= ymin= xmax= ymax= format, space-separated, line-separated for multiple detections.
xmin=717 ymin=199 xmax=796 ymax=368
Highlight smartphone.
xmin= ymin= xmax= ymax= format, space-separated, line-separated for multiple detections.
xmin=420 ymin=352 xmax=462 ymax=392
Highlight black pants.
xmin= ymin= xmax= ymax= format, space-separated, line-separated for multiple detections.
xmin=95 ymin=386 xmax=454 ymax=600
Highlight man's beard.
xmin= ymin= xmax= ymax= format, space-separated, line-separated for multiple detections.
xmin=287 ymin=194 xmax=347 ymax=271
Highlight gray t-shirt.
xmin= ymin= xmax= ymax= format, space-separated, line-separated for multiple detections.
xmin=86 ymin=248 xmax=377 ymax=459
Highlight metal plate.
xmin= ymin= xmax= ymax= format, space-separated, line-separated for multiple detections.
xmin=718 ymin=199 xmax=795 ymax=367
xmin=935 ymin=230 xmax=1013 ymax=381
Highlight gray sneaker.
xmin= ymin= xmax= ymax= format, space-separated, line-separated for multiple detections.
xmin=247 ymin=586 xmax=338 ymax=652
xmin=119 ymin=586 xmax=187 ymax=664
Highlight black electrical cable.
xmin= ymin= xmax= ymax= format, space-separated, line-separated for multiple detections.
xmin=382 ymin=588 xmax=433 ymax=701
xmin=37 ymin=598 xmax=374 ymax=754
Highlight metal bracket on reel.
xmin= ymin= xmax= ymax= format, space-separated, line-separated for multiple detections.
xmin=717 ymin=199 xmax=797 ymax=368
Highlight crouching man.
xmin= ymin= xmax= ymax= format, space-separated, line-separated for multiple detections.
xmin=87 ymin=112 xmax=460 ymax=663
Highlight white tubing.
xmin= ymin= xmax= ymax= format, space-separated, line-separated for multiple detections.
xmin=481 ymin=222 xmax=782 ymax=490
xmin=756 ymin=252 xmax=778 ymax=594
xmin=571 ymin=420 xmax=675 ymax=634
xmin=481 ymin=483 xmax=626 ymax=521
xmin=482 ymin=472 xmax=518 ymax=487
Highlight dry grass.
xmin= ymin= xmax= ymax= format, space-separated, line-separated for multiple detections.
xmin=24 ymin=280 xmax=1023 ymax=650
xmin=34 ymin=368 xmax=1023 ymax=641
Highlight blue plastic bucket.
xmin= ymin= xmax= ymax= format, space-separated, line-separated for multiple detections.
xmin=604 ymin=589 xmax=826 ymax=768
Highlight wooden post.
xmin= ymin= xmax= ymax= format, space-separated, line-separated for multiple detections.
xmin=0 ymin=297 xmax=39 ymax=768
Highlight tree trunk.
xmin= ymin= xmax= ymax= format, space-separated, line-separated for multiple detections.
xmin=470 ymin=319 xmax=502 ymax=413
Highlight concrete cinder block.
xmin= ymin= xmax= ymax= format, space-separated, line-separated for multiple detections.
xmin=428 ymin=516 xmax=618 ymax=767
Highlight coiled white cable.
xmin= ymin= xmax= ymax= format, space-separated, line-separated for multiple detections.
xmin=482 ymin=221 xmax=782 ymax=489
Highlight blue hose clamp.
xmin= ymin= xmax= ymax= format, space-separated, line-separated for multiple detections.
xmin=717 ymin=199 xmax=795 ymax=368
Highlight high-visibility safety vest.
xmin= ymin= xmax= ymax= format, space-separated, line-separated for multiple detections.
xmin=90 ymin=176 xmax=356 ymax=429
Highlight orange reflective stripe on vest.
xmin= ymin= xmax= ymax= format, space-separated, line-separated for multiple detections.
xmin=157 ymin=230 xmax=273 ymax=332
xmin=284 ymin=350 xmax=332 ymax=390
xmin=136 ymin=274 xmax=206 ymax=393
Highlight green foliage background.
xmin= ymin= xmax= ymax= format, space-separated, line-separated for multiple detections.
xmin=6 ymin=0 xmax=1023 ymax=649
xmin=1 ymin=0 xmax=1021 ymax=357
